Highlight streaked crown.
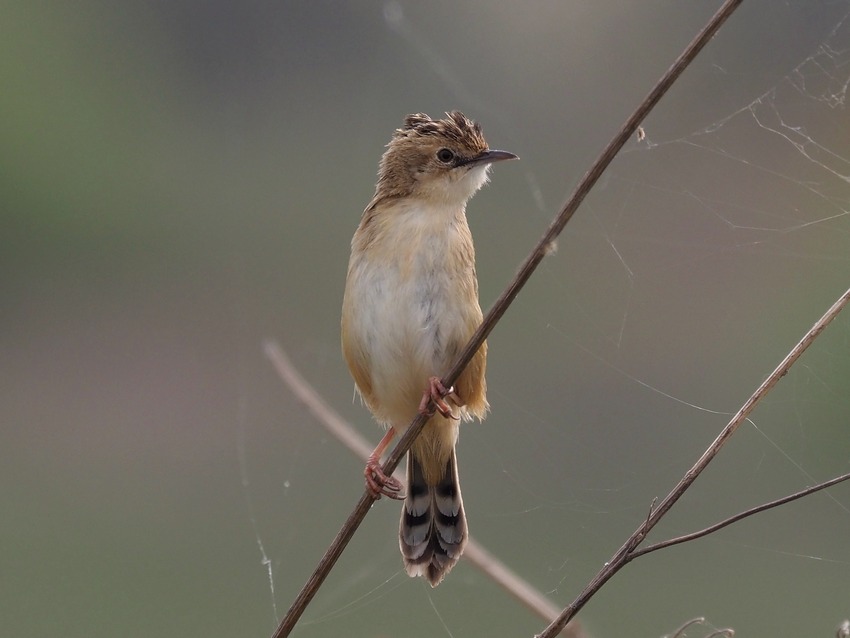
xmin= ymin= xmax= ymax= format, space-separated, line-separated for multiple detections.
xmin=372 ymin=111 xmax=514 ymax=206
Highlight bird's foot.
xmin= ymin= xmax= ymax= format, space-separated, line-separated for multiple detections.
xmin=364 ymin=456 xmax=405 ymax=500
xmin=418 ymin=376 xmax=459 ymax=419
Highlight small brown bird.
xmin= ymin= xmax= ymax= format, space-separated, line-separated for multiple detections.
xmin=341 ymin=111 xmax=517 ymax=586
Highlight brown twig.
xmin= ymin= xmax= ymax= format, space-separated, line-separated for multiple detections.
xmin=263 ymin=341 xmax=586 ymax=638
xmin=631 ymin=470 xmax=850 ymax=560
xmin=535 ymin=285 xmax=850 ymax=638
xmin=275 ymin=0 xmax=749 ymax=634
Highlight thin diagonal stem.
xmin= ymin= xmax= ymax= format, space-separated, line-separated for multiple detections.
xmin=273 ymin=1 xmax=747 ymax=635
xmin=535 ymin=286 xmax=850 ymax=638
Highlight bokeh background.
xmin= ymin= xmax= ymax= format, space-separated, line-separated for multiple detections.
xmin=3 ymin=1 xmax=849 ymax=637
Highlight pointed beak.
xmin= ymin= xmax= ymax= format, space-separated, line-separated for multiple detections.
xmin=461 ymin=149 xmax=519 ymax=167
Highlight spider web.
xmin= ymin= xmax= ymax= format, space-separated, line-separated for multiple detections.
xmin=11 ymin=2 xmax=850 ymax=638
xmin=246 ymin=3 xmax=850 ymax=638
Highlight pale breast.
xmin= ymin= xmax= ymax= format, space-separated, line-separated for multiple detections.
xmin=343 ymin=201 xmax=482 ymax=427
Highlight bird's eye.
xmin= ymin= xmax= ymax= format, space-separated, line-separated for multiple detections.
xmin=436 ymin=148 xmax=455 ymax=163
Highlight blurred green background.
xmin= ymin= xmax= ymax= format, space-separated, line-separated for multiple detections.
xmin=2 ymin=1 xmax=849 ymax=637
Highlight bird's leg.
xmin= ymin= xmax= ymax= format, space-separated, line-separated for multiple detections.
xmin=364 ymin=428 xmax=405 ymax=500
xmin=418 ymin=376 xmax=460 ymax=419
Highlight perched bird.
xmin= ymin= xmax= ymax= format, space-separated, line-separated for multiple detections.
xmin=341 ymin=111 xmax=517 ymax=586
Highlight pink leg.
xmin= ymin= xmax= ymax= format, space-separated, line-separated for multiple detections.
xmin=418 ymin=376 xmax=459 ymax=419
xmin=364 ymin=428 xmax=404 ymax=500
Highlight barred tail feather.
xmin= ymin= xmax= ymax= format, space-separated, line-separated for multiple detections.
xmin=399 ymin=450 xmax=467 ymax=587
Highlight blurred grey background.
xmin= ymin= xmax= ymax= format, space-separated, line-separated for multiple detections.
xmin=2 ymin=1 xmax=849 ymax=637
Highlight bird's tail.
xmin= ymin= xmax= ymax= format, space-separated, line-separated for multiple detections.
xmin=399 ymin=450 xmax=467 ymax=587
